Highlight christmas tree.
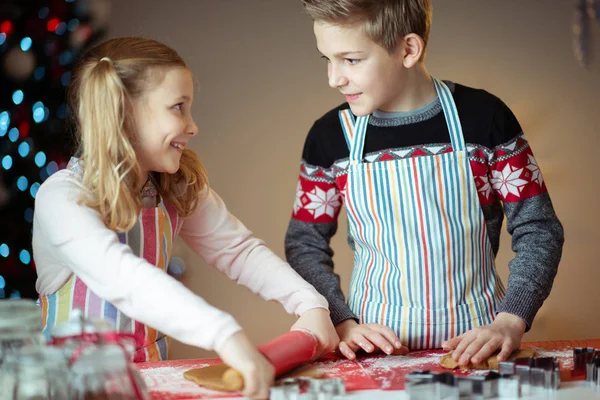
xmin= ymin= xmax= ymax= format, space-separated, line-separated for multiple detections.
xmin=0 ymin=0 xmax=108 ymax=299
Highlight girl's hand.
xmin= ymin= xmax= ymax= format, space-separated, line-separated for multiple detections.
xmin=441 ymin=312 xmax=527 ymax=367
xmin=217 ymin=331 xmax=275 ymax=399
xmin=291 ymin=308 xmax=339 ymax=357
xmin=335 ymin=319 xmax=408 ymax=360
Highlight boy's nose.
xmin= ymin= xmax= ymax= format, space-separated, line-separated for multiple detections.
xmin=328 ymin=66 xmax=347 ymax=88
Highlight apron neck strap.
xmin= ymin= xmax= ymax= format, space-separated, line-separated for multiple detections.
xmin=338 ymin=77 xmax=466 ymax=161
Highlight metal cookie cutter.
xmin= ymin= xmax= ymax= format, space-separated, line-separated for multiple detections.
xmin=273 ymin=377 xmax=345 ymax=400
xmin=573 ymin=347 xmax=600 ymax=372
xmin=575 ymin=348 xmax=600 ymax=391
xmin=499 ymin=356 xmax=560 ymax=394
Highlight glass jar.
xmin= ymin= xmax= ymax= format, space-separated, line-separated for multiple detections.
xmin=0 ymin=300 xmax=45 ymax=367
xmin=70 ymin=341 xmax=147 ymax=400
xmin=0 ymin=345 xmax=69 ymax=400
xmin=50 ymin=314 xmax=149 ymax=400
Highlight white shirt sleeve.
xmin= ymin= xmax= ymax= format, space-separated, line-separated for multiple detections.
xmin=33 ymin=171 xmax=241 ymax=352
xmin=178 ymin=188 xmax=329 ymax=317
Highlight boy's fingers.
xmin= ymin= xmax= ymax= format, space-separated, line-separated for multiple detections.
xmin=338 ymin=341 xmax=356 ymax=360
xmin=471 ymin=338 xmax=501 ymax=364
xmin=460 ymin=337 xmax=489 ymax=366
xmin=452 ymin=334 xmax=473 ymax=361
xmin=371 ymin=324 xmax=402 ymax=348
xmin=497 ymin=342 xmax=515 ymax=362
xmin=364 ymin=332 xmax=394 ymax=354
xmin=442 ymin=335 xmax=462 ymax=351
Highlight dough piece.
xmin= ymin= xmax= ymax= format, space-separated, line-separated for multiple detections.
xmin=183 ymin=363 xmax=324 ymax=392
xmin=184 ymin=364 xmax=233 ymax=392
xmin=440 ymin=348 xmax=536 ymax=370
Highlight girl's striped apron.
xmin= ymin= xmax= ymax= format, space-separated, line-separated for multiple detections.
xmin=39 ymin=159 xmax=178 ymax=362
xmin=339 ymin=78 xmax=505 ymax=350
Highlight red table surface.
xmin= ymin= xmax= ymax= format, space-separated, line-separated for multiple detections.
xmin=137 ymin=338 xmax=600 ymax=400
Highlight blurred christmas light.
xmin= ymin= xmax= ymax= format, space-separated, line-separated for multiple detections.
xmin=46 ymin=161 xmax=59 ymax=176
xmin=2 ymin=155 xmax=12 ymax=170
xmin=34 ymin=66 xmax=46 ymax=80
xmin=61 ymin=71 xmax=71 ymax=86
xmin=30 ymin=182 xmax=41 ymax=198
xmin=12 ymin=90 xmax=24 ymax=105
xmin=33 ymin=102 xmax=45 ymax=123
xmin=24 ymin=208 xmax=34 ymax=224
xmin=35 ymin=152 xmax=47 ymax=167
xmin=67 ymin=19 xmax=80 ymax=32
xmin=47 ymin=18 xmax=59 ymax=32
xmin=55 ymin=22 xmax=67 ymax=35
xmin=19 ymin=250 xmax=31 ymax=265
xmin=0 ymin=33 xmax=6 ymax=45
xmin=0 ymin=112 xmax=9 ymax=135
xmin=20 ymin=37 xmax=33 ymax=51
xmin=59 ymin=50 xmax=73 ymax=65
xmin=17 ymin=176 xmax=29 ymax=191
xmin=0 ymin=244 xmax=9 ymax=257
xmin=39 ymin=7 xmax=50 ymax=19
xmin=0 ymin=21 xmax=13 ymax=35
xmin=18 ymin=142 xmax=31 ymax=158
xmin=8 ymin=128 xmax=19 ymax=142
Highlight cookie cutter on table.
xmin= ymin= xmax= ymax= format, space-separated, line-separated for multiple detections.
xmin=405 ymin=370 xmax=501 ymax=399
xmin=271 ymin=377 xmax=345 ymax=400
xmin=499 ymin=356 xmax=561 ymax=393
xmin=406 ymin=356 xmax=561 ymax=400
xmin=574 ymin=348 xmax=600 ymax=391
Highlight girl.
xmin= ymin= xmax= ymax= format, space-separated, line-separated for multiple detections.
xmin=32 ymin=37 xmax=338 ymax=399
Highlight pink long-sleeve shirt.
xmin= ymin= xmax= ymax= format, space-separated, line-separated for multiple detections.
xmin=33 ymin=167 xmax=328 ymax=352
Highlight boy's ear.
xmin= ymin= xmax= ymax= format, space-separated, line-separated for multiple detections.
xmin=400 ymin=33 xmax=425 ymax=68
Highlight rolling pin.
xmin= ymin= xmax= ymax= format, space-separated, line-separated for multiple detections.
xmin=222 ymin=329 xmax=319 ymax=391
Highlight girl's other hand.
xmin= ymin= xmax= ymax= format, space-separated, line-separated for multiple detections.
xmin=291 ymin=307 xmax=340 ymax=357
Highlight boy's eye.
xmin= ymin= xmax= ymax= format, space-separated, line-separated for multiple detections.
xmin=173 ymin=103 xmax=183 ymax=111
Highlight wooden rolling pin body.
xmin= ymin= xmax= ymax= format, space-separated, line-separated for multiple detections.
xmin=222 ymin=329 xmax=319 ymax=391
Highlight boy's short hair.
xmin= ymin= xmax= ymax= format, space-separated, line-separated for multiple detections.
xmin=301 ymin=0 xmax=432 ymax=54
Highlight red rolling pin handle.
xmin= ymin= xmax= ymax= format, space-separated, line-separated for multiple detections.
xmin=257 ymin=329 xmax=319 ymax=376
xmin=222 ymin=329 xmax=319 ymax=391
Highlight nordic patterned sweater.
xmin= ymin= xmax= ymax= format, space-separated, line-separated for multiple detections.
xmin=284 ymin=81 xmax=564 ymax=331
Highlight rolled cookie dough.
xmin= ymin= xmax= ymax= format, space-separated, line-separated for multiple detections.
xmin=183 ymin=362 xmax=324 ymax=392
xmin=440 ymin=348 xmax=536 ymax=370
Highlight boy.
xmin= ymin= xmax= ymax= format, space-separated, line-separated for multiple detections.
xmin=285 ymin=0 xmax=564 ymax=367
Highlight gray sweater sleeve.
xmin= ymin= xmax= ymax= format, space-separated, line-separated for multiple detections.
xmin=496 ymin=192 xmax=564 ymax=329
xmin=285 ymin=218 xmax=358 ymax=325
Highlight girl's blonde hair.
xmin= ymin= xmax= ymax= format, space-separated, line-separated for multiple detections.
xmin=68 ymin=37 xmax=207 ymax=232
xmin=301 ymin=0 xmax=432 ymax=55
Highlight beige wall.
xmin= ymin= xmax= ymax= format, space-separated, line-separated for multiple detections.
xmin=108 ymin=0 xmax=600 ymax=359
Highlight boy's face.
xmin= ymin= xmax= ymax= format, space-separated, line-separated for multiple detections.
xmin=314 ymin=21 xmax=407 ymax=116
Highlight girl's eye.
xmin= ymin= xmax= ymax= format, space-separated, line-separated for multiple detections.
xmin=346 ymin=58 xmax=360 ymax=65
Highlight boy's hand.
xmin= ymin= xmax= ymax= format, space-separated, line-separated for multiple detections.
xmin=335 ymin=319 xmax=408 ymax=360
xmin=291 ymin=308 xmax=340 ymax=357
xmin=217 ymin=331 xmax=275 ymax=400
xmin=441 ymin=312 xmax=527 ymax=367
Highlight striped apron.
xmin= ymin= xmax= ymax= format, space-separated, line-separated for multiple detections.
xmin=39 ymin=159 xmax=178 ymax=362
xmin=339 ymin=78 xmax=505 ymax=350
